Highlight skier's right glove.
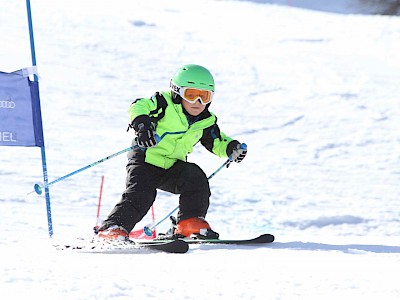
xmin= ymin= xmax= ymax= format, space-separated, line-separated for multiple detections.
xmin=130 ymin=115 xmax=158 ymax=148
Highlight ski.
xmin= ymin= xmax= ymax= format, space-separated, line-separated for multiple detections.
xmin=185 ymin=233 xmax=275 ymax=245
xmin=53 ymin=234 xmax=273 ymax=253
xmin=54 ymin=238 xmax=189 ymax=254
xmin=148 ymin=233 xmax=275 ymax=246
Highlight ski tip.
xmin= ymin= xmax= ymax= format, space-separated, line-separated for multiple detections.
xmin=259 ymin=233 xmax=275 ymax=243
xmin=137 ymin=239 xmax=189 ymax=254
xmin=170 ymin=239 xmax=189 ymax=253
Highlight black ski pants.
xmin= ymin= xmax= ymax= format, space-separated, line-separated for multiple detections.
xmin=100 ymin=159 xmax=211 ymax=232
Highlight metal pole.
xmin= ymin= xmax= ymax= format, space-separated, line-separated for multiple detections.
xmin=30 ymin=145 xmax=137 ymax=195
xmin=26 ymin=0 xmax=53 ymax=237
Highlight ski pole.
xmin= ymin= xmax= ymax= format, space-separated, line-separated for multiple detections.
xmin=141 ymin=158 xmax=231 ymax=237
xmin=30 ymin=135 xmax=162 ymax=195
xmin=141 ymin=144 xmax=247 ymax=238
xmin=142 ymin=143 xmax=247 ymax=237
xmin=29 ymin=145 xmax=137 ymax=195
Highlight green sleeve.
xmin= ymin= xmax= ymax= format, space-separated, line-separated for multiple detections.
xmin=128 ymin=96 xmax=158 ymax=122
xmin=212 ymin=131 xmax=234 ymax=158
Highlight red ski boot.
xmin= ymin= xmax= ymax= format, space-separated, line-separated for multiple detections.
xmin=175 ymin=217 xmax=219 ymax=239
xmin=97 ymin=225 xmax=129 ymax=241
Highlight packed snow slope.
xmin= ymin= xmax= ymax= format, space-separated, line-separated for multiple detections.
xmin=1 ymin=0 xmax=400 ymax=299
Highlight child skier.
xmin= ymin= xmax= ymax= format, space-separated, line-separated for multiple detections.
xmin=97 ymin=64 xmax=247 ymax=240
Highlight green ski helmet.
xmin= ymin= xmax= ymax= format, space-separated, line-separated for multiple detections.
xmin=170 ymin=64 xmax=215 ymax=104
xmin=171 ymin=64 xmax=215 ymax=91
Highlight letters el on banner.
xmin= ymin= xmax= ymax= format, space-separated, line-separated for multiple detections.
xmin=0 ymin=69 xmax=44 ymax=147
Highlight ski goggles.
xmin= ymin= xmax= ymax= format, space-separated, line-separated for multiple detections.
xmin=172 ymin=84 xmax=214 ymax=105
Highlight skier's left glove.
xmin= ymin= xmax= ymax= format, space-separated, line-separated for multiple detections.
xmin=227 ymin=141 xmax=247 ymax=164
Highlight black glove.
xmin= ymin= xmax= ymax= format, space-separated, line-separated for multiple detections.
xmin=131 ymin=116 xmax=158 ymax=148
xmin=227 ymin=141 xmax=247 ymax=163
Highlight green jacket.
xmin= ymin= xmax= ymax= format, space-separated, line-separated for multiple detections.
xmin=128 ymin=91 xmax=235 ymax=169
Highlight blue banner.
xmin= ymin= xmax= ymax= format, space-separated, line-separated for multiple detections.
xmin=0 ymin=69 xmax=44 ymax=147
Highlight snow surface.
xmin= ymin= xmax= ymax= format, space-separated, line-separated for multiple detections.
xmin=1 ymin=0 xmax=400 ymax=299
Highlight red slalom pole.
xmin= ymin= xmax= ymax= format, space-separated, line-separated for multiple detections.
xmin=150 ymin=205 xmax=156 ymax=238
xmin=95 ymin=175 xmax=105 ymax=228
